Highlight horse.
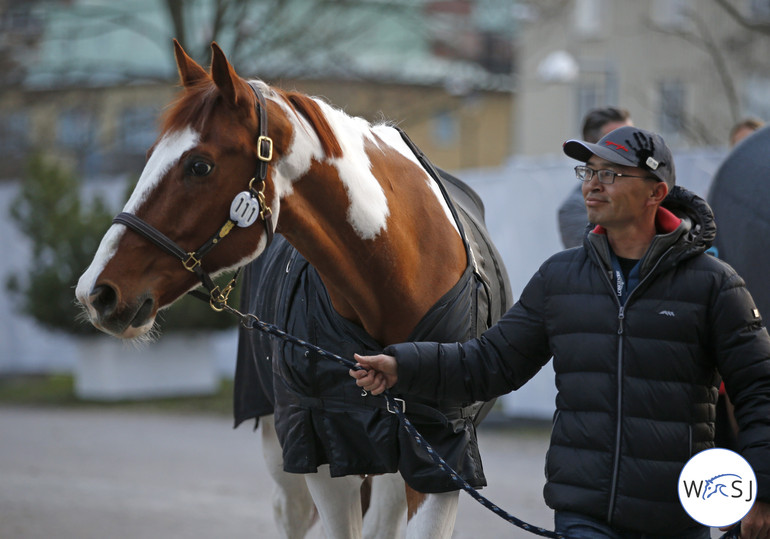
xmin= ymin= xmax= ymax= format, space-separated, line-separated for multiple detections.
xmin=708 ymin=125 xmax=770 ymax=320
xmin=76 ymin=40 xmax=511 ymax=538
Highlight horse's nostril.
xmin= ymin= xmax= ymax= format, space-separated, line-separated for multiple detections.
xmin=90 ymin=284 xmax=118 ymax=318
xmin=132 ymin=297 xmax=155 ymax=328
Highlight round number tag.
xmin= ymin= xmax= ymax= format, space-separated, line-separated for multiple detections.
xmin=230 ymin=191 xmax=261 ymax=228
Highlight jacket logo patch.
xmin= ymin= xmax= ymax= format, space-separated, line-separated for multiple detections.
xmin=658 ymin=310 xmax=676 ymax=317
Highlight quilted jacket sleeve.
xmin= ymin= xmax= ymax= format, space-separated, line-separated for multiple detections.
xmin=386 ymin=268 xmax=552 ymax=403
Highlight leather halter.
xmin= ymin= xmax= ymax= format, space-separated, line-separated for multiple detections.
xmin=112 ymin=82 xmax=275 ymax=310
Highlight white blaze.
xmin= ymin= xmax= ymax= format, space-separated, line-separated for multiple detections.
xmin=75 ymin=128 xmax=200 ymax=306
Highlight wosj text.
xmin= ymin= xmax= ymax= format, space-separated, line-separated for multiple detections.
xmin=682 ymin=474 xmax=754 ymax=502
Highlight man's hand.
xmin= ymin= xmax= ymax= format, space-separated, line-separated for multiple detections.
xmin=349 ymin=353 xmax=398 ymax=395
xmin=720 ymin=500 xmax=770 ymax=538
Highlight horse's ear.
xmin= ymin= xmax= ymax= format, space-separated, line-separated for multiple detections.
xmin=210 ymin=42 xmax=245 ymax=107
xmin=173 ymin=39 xmax=208 ymax=87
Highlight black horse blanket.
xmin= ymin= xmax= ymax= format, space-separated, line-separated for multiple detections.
xmin=233 ymin=151 xmax=512 ymax=493
xmin=708 ymin=125 xmax=770 ymax=318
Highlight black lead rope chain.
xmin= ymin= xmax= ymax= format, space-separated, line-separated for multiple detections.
xmin=223 ymin=304 xmax=566 ymax=539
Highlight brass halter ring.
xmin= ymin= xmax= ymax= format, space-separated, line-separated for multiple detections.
xmin=249 ymin=177 xmax=273 ymax=222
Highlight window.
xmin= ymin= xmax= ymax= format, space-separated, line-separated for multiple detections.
xmin=575 ymin=70 xmax=620 ymax=130
xmin=577 ymin=82 xmax=602 ymax=123
xmin=432 ymin=109 xmax=457 ymax=147
xmin=749 ymin=0 xmax=770 ymax=21
xmin=574 ymin=0 xmax=606 ymax=38
xmin=57 ymin=108 xmax=98 ymax=152
xmin=651 ymin=0 xmax=693 ymax=30
xmin=744 ymin=76 xmax=770 ymax=121
xmin=118 ymin=106 xmax=158 ymax=154
xmin=659 ymin=79 xmax=687 ymax=136
xmin=0 ymin=111 xmax=30 ymax=155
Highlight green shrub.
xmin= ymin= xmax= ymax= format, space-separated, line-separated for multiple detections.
xmin=6 ymin=154 xmax=236 ymax=335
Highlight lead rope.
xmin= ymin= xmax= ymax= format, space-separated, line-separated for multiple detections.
xmin=220 ymin=303 xmax=566 ymax=539
xmin=220 ymin=300 xmax=739 ymax=538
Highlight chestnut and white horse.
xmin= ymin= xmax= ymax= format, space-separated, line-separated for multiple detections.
xmin=77 ymin=41 xmax=508 ymax=538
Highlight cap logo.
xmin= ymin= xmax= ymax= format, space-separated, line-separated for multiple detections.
xmin=626 ymin=131 xmax=666 ymax=174
xmin=605 ymin=140 xmax=629 ymax=152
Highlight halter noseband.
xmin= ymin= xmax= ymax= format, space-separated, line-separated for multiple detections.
xmin=113 ymin=82 xmax=275 ymax=311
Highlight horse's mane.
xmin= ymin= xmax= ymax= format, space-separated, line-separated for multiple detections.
xmin=282 ymin=91 xmax=344 ymax=160
xmin=159 ymin=82 xmax=345 ymax=163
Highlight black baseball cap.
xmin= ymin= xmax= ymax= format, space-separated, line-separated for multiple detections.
xmin=563 ymin=126 xmax=675 ymax=191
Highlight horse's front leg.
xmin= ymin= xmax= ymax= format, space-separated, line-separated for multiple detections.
xmin=404 ymin=486 xmax=459 ymax=539
xmin=304 ymin=465 xmax=367 ymax=538
xmin=260 ymin=414 xmax=318 ymax=538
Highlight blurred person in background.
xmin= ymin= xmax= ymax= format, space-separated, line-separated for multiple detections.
xmin=729 ymin=117 xmax=765 ymax=147
xmin=710 ymin=116 xmax=766 ymax=451
xmin=353 ymin=126 xmax=770 ymax=539
xmin=557 ymin=106 xmax=633 ymax=249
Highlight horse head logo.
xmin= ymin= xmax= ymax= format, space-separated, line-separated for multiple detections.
xmin=703 ymin=473 xmax=742 ymax=499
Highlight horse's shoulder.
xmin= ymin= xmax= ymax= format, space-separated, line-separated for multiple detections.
xmin=434 ymin=167 xmax=486 ymax=223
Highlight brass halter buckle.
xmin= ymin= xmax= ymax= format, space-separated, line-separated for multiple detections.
xmin=183 ymin=253 xmax=202 ymax=272
xmin=257 ymin=135 xmax=273 ymax=162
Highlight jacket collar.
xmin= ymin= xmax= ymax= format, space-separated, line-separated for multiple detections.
xmin=587 ymin=204 xmax=692 ymax=278
xmin=585 ymin=185 xmax=715 ymax=279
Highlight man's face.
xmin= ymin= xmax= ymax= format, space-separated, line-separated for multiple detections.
xmin=582 ymin=156 xmax=660 ymax=230
xmin=730 ymin=125 xmax=756 ymax=147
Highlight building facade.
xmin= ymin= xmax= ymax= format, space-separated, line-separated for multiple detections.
xmin=0 ymin=0 xmax=516 ymax=180
xmin=514 ymin=0 xmax=770 ymax=155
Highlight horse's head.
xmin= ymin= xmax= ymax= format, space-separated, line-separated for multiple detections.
xmin=77 ymin=40 xmax=290 ymax=339
xmin=703 ymin=473 xmax=740 ymax=499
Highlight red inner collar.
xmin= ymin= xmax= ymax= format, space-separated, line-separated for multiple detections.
xmin=591 ymin=206 xmax=682 ymax=235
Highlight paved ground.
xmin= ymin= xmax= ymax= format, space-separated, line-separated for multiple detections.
xmin=0 ymin=406 xmax=556 ymax=538
xmin=0 ymin=406 xmax=724 ymax=538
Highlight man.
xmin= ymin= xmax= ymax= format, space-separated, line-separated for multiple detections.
xmin=351 ymin=126 xmax=770 ymax=538
xmin=558 ymin=107 xmax=633 ymax=249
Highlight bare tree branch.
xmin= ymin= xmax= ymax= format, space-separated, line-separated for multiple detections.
xmin=689 ymin=10 xmax=741 ymax=122
xmin=163 ymin=0 xmax=187 ymax=52
xmin=711 ymin=0 xmax=770 ymax=36
xmin=658 ymin=6 xmax=742 ymax=125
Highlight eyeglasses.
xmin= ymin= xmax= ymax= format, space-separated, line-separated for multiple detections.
xmin=574 ymin=165 xmax=655 ymax=185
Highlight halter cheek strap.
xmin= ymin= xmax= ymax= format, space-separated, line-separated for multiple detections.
xmin=245 ymin=81 xmax=275 ymax=247
xmin=112 ymin=82 xmax=275 ymax=311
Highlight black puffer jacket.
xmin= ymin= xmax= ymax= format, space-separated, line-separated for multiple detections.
xmin=387 ymin=186 xmax=770 ymax=535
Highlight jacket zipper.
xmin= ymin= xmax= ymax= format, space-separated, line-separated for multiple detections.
xmin=592 ymin=243 xmax=675 ymax=524
xmin=607 ymin=304 xmax=624 ymax=522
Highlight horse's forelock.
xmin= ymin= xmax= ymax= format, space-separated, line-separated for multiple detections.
xmin=161 ymin=83 xmax=220 ymax=135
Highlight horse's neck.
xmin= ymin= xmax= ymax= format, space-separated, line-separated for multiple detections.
xmin=274 ymin=128 xmax=467 ymax=345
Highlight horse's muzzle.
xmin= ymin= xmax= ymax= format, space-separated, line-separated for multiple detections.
xmin=83 ymin=283 xmax=156 ymax=338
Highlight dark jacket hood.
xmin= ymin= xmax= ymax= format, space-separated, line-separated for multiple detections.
xmin=662 ymin=185 xmax=716 ymax=254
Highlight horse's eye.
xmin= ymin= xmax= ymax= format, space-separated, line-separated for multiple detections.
xmin=189 ymin=161 xmax=213 ymax=177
